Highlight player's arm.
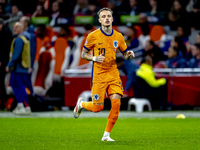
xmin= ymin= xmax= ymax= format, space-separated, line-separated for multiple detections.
xmin=122 ymin=51 xmax=135 ymax=60
xmin=81 ymin=47 xmax=105 ymax=63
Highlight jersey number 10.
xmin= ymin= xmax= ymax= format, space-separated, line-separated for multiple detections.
xmin=98 ymin=48 xmax=105 ymax=56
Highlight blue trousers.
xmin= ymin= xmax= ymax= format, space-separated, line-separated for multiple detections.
xmin=10 ymin=71 xmax=32 ymax=105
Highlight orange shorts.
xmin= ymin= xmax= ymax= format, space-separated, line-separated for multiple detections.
xmin=91 ymin=79 xmax=124 ymax=104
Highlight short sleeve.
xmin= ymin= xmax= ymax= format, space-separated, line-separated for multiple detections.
xmin=118 ymin=33 xmax=127 ymax=53
xmin=83 ymin=33 xmax=95 ymax=51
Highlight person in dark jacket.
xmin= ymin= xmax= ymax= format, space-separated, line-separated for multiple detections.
xmin=134 ymin=56 xmax=168 ymax=110
xmin=143 ymin=40 xmax=167 ymax=66
xmin=6 ymin=22 xmax=32 ymax=115
xmin=0 ymin=18 xmax=13 ymax=110
xmin=20 ymin=16 xmax=36 ymax=94
xmin=165 ymin=46 xmax=186 ymax=68
xmin=187 ymin=43 xmax=200 ymax=68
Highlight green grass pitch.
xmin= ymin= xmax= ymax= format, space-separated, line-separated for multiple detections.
xmin=0 ymin=118 xmax=200 ymax=150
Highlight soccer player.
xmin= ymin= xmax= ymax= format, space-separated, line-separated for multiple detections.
xmin=73 ymin=8 xmax=135 ymax=141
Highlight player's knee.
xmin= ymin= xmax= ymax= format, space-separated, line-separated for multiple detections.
xmin=93 ymin=104 xmax=104 ymax=113
xmin=112 ymin=99 xmax=121 ymax=110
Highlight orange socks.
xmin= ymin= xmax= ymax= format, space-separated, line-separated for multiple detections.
xmin=82 ymin=102 xmax=104 ymax=113
xmin=82 ymin=99 xmax=121 ymax=133
xmin=105 ymin=99 xmax=121 ymax=133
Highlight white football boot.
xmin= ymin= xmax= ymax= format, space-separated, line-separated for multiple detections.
xmin=25 ymin=106 xmax=32 ymax=114
xmin=73 ymin=97 xmax=83 ymax=118
xmin=101 ymin=134 xmax=115 ymax=141
xmin=12 ymin=103 xmax=27 ymax=115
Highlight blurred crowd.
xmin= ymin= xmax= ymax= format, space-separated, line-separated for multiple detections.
xmin=1 ymin=0 xmax=200 ymax=111
xmin=0 ymin=0 xmax=200 ymax=28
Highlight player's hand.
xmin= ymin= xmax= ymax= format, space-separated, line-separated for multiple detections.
xmin=28 ymin=68 xmax=32 ymax=74
xmin=96 ymin=54 xmax=105 ymax=63
xmin=127 ymin=51 xmax=135 ymax=58
xmin=5 ymin=66 xmax=9 ymax=72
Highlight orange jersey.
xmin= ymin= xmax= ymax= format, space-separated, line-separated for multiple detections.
xmin=84 ymin=28 xmax=127 ymax=83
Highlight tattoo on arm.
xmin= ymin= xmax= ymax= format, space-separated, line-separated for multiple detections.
xmin=81 ymin=48 xmax=93 ymax=61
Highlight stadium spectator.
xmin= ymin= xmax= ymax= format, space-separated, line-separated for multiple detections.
xmin=7 ymin=5 xmax=23 ymax=30
xmin=138 ymin=13 xmax=151 ymax=36
xmin=73 ymin=0 xmax=89 ymax=15
xmin=11 ymin=5 xmax=23 ymax=18
xmin=189 ymin=3 xmax=200 ymax=29
xmin=20 ymin=16 xmax=36 ymax=95
xmin=161 ymin=36 xmax=187 ymax=58
xmin=35 ymin=24 xmax=50 ymax=60
xmin=148 ymin=0 xmax=159 ymax=16
xmin=134 ymin=56 xmax=168 ymax=110
xmin=128 ymin=0 xmax=141 ymax=16
xmin=116 ymin=57 xmax=139 ymax=96
xmin=0 ymin=18 xmax=12 ymax=110
xmin=186 ymin=0 xmax=199 ymax=13
xmin=168 ymin=0 xmax=188 ymax=30
xmin=58 ymin=25 xmax=74 ymax=48
xmin=171 ymin=36 xmax=187 ymax=58
xmin=124 ymin=25 xmax=139 ymax=50
xmin=49 ymin=1 xmax=60 ymax=26
xmin=85 ymin=0 xmax=100 ymax=16
xmin=165 ymin=46 xmax=186 ymax=68
xmin=32 ymin=4 xmax=47 ymax=17
xmin=0 ymin=0 xmax=11 ymax=13
xmin=143 ymin=40 xmax=167 ymax=66
xmin=6 ymin=22 xmax=32 ymax=114
xmin=114 ymin=0 xmax=130 ymax=15
xmin=187 ymin=43 xmax=200 ymax=68
xmin=0 ymin=3 xmax=10 ymax=20
xmin=176 ymin=25 xmax=191 ymax=44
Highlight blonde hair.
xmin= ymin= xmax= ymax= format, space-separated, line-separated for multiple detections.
xmin=97 ymin=8 xmax=113 ymax=17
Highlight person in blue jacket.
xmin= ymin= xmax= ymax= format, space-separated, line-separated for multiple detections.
xmin=20 ymin=16 xmax=36 ymax=94
xmin=165 ymin=46 xmax=186 ymax=68
xmin=116 ymin=57 xmax=139 ymax=95
xmin=187 ymin=43 xmax=200 ymax=68
xmin=124 ymin=25 xmax=139 ymax=50
xmin=6 ymin=22 xmax=32 ymax=115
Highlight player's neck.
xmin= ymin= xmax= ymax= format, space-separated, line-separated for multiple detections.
xmin=101 ymin=25 xmax=112 ymax=35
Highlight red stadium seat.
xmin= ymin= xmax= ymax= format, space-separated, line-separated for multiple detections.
xmin=149 ymin=25 xmax=165 ymax=42
xmin=134 ymin=25 xmax=143 ymax=38
xmin=35 ymin=36 xmax=50 ymax=61
xmin=33 ymin=49 xmax=55 ymax=96
xmin=53 ymin=37 xmax=71 ymax=75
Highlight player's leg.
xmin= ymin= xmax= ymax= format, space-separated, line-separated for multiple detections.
xmin=73 ymin=82 xmax=106 ymax=118
xmin=102 ymin=80 xmax=123 ymax=141
xmin=22 ymin=73 xmax=32 ymax=113
xmin=10 ymin=72 xmax=27 ymax=114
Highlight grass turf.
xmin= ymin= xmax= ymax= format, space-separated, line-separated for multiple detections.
xmin=0 ymin=118 xmax=200 ymax=150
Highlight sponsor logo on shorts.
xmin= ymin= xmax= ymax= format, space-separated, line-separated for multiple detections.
xmin=94 ymin=94 xmax=99 ymax=101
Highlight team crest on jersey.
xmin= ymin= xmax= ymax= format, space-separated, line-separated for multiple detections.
xmin=113 ymin=40 xmax=118 ymax=48
xmin=85 ymin=40 xmax=87 ymax=45
xmin=94 ymin=94 xmax=99 ymax=101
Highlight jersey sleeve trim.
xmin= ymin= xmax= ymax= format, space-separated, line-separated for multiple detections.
xmin=83 ymin=45 xmax=90 ymax=51
xmin=121 ymin=48 xmax=128 ymax=53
